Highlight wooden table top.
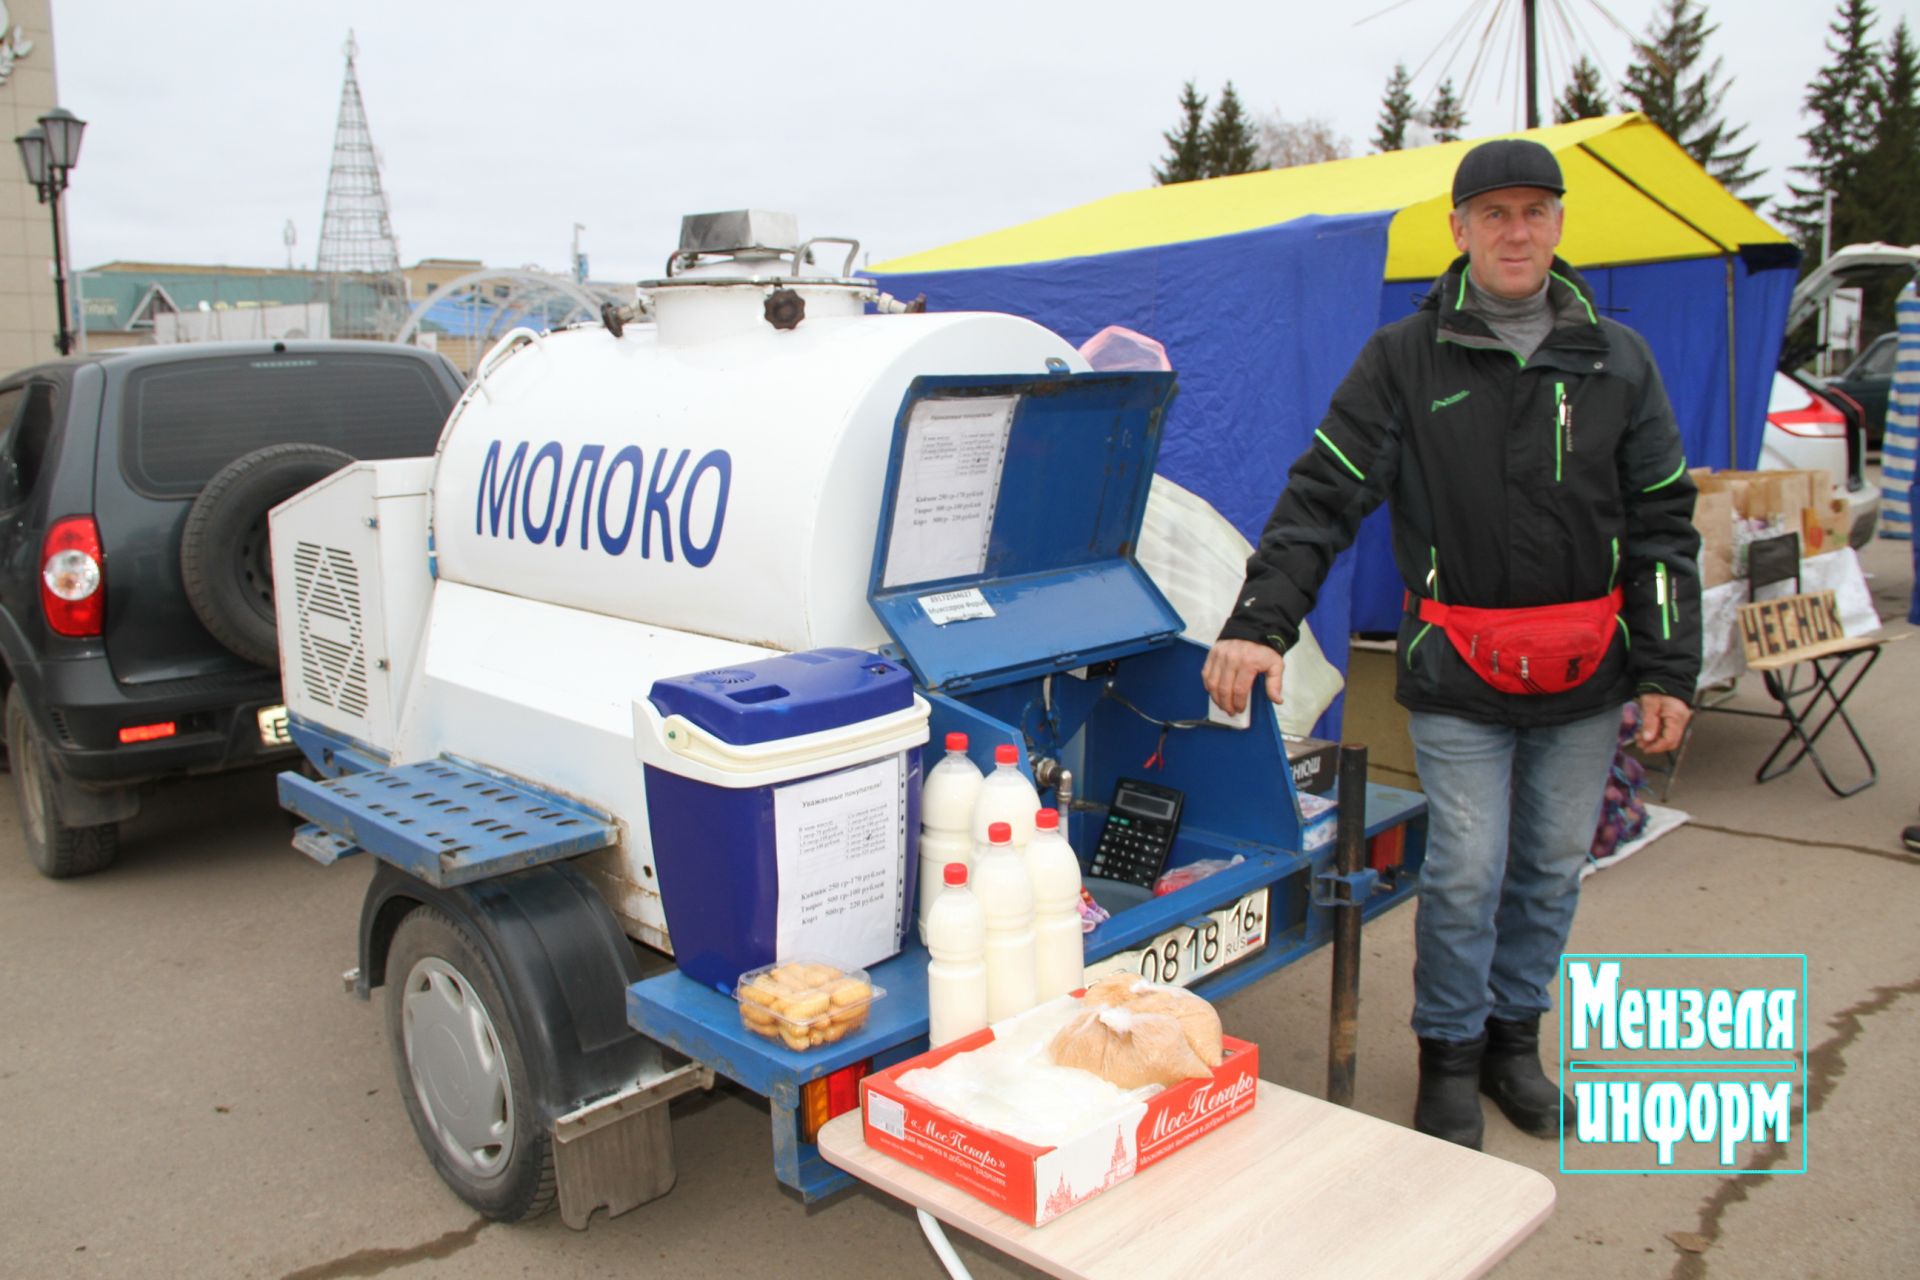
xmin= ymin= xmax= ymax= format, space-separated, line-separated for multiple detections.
xmin=819 ymin=1079 xmax=1555 ymax=1280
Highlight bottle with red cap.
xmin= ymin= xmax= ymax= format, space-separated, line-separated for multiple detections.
xmin=925 ymin=862 xmax=988 ymax=1046
xmin=917 ymin=731 xmax=982 ymax=945
xmin=1027 ymin=807 xmax=1084 ymax=1001
xmin=970 ymin=741 xmax=1041 ymax=849
xmin=974 ymin=820 xmax=1039 ymax=1021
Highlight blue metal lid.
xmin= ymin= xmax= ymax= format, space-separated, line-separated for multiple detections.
xmin=867 ymin=370 xmax=1184 ymax=694
xmin=648 ymin=647 xmax=915 ymax=746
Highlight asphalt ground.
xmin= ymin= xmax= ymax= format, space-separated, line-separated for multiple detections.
xmin=1 ymin=534 xmax=1915 ymax=1280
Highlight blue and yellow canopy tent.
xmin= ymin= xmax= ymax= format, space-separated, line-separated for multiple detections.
xmin=871 ymin=113 xmax=1799 ymax=730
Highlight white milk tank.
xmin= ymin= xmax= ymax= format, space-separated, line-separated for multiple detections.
xmin=974 ymin=821 xmax=1038 ymax=1021
xmin=925 ymin=862 xmax=988 ymax=1047
xmin=971 ymin=743 xmax=1040 ymax=848
xmin=1027 ymin=807 xmax=1085 ymax=1001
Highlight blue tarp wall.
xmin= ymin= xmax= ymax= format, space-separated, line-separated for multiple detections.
xmin=873 ymin=214 xmax=1799 ymax=732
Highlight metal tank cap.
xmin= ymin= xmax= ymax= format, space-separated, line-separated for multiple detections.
xmin=678 ymin=210 xmax=799 ymax=258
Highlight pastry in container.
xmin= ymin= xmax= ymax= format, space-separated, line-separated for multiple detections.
xmin=734 ymin=956 xmax=884 ymax=1052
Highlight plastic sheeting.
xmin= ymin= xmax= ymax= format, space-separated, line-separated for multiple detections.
xmin=878 ymin=115 xmax=1791 ymax=282
xmin=1136 ymin=474 xmax=1344 ymax=737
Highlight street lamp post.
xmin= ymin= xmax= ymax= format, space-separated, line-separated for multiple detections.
xmin=15 ymin=107 xmax=87 ymax=357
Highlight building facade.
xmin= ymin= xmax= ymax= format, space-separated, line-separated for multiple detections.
xmin=0 ymin=0 xmax=60 ymax=375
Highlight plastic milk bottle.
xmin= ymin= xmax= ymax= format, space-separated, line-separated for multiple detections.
xmin=970 ymin=742 xmax=1040 ymax=849
xmin=1027 ymin=807 xmax=1085 ymax=1001
xmin=917 ymin=732 xmax=983 ymax=944
xmin=974 ymin=821 xmax=1039 ymax=1021
xmin=925 ymin=862 xmax=989 ymax=1047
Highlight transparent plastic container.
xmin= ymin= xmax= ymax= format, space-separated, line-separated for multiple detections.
xmin=734 ymin=956 xmax=886 ymax=1052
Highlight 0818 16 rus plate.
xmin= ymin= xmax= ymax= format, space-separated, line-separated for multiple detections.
xmin=278 ymin=757 xmax=619 ymax=888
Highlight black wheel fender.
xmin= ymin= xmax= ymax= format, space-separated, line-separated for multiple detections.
xmin=358 ymin=860 xmax=658 ymax=1123
xmin=180 ymin=443 xmax=353 ymax=669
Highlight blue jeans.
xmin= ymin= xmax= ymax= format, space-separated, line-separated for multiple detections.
xmin=1407 ymin=706 xmax=1621 ymax=1042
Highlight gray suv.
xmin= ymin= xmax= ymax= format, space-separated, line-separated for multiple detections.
xmin=0 ymin=341 xmax=461 ymax=876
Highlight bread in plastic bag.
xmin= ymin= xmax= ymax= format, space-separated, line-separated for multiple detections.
xmin=1049 ymin=1005 xmax=1214 ymax=1090
xmin=1081 ymin=972 xmax=1224 ymax=1067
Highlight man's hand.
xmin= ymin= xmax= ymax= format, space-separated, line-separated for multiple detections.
xmin=1636 ymin=693 xmax=1691 ymax=754
xmin=1201 ymin=639 xmax=1285 ymax=718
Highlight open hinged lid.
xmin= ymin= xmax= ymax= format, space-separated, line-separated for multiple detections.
xmin=867 ymin=370 xmax=1183 ymax=693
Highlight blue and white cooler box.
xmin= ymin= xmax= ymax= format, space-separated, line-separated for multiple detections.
xmin=638 ymin=648 xmax=928 ymax=993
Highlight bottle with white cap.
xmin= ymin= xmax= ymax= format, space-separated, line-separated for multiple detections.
xmin=917 ymin=732 xmax=983 ymax=944
xmin=974 ymin=820 xmax=1039 ymax=1021
xmin=1027 ymin=807 xmax=1085 ymax=1001
xmin=970 ymin=742 xmax=1040 ymax=849
xmin=925 ymin=862 xmax=989 ymax=1047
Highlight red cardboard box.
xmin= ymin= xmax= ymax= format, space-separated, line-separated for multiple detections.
xmin=859 ymin=1026 xmax=1259 ymax=1226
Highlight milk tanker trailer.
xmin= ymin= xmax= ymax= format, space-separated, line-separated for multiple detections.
xmin=273 ymin=211 xmax=1426 ymax=1225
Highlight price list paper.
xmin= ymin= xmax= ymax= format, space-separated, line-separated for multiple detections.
xmin=773 ymin=755 xmax=906 ymax=969
xmin=882 ymin=395 xmax=1017 ymax=589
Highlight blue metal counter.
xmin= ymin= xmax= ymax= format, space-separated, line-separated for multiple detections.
xmin=627 ymin=780 xmax=1428 ymax=1200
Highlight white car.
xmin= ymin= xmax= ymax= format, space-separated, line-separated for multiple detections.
xmin=1756 ymin=242 xmax=1919 ymax=550
xmin=1759 ymin=369 xmax=1877 ymax=548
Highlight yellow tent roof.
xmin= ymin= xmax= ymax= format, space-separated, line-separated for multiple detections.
xmin=873 ymin=113 xmax=1790 ymax=282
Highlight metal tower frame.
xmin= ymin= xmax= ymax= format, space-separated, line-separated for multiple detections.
xmin=316 ymin=31 xmax=405 ymax=338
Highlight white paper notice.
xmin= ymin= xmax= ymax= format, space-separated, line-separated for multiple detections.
xmin=882 ymin=395 xmax=1017 ymax=588
xmin=917 ymin=587 xmax=997 ymax=626
xmin=774 ymin=755 xmax=906 ymax=969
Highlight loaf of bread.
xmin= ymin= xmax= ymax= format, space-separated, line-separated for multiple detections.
xmin=1081 ymin=972 xmax=1224 ymax=1066
xmin=1049 ymin=1005 xmax=1213 ymax=1089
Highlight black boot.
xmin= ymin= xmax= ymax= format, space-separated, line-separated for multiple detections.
xmin=1415 ymin=1034 xmax=1486 ymax=1149
xmin=1481 ymin=1015 xmax=1574 ymax=1137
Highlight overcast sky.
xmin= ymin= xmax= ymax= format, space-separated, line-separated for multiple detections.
xmin=54 ymin=0 xmax=1870 ymax=280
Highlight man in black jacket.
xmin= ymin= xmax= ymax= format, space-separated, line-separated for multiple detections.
xmin=1202 ymin=139 xmax=1700 ymax=1149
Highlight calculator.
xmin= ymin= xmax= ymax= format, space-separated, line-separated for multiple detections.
xmin=1088 ymin=777 xmax=1186 ymax=888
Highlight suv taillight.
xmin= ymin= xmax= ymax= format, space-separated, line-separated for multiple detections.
xmin=41 ymin=515 xmax=105 ymax=637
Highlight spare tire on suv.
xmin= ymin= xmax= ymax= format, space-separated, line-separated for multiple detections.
xmin=180 ymin=443 xmax=354 ymax=669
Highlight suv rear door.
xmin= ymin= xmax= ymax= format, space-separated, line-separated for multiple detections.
xmin=95 ymin=347 xmax=460 ymax=684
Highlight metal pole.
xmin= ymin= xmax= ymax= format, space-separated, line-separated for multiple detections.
xmin=1523 ymin=0 xmax=1540 ymax=129
xmin=1726 ymin=257 xmax=1739 ymax=470
xmin=1819 ymin=191 xmax=1835 ymax=375
xmin=73 ymin=270 xmax=88 ymax=355
xmin=1327 ymin=743 xmax=1368 ymax=1107
xmin=48 ymin=176 xmax=71 ymax=355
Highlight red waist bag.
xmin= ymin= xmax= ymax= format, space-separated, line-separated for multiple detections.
xmin=1410 ymin=588 xmax=1624 ymax=696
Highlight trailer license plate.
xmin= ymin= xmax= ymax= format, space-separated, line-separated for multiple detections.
xmin=257 ymin=704 xmax=290 ymax=746
xmin=1083 ymin=887 xmax=1268 ymax=989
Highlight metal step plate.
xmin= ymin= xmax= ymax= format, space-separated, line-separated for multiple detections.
xmin=279 ymin=758 xmax=618 ymax=888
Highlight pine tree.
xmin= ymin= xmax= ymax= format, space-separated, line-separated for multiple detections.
xmin=1203 ymin=81 xmax=1262 ymax=177
xmin=1152 ymin=81 xmax=1209 ymax=186
xmin=1853 ymin=20 xmax=1920 ymax=341
xmin=1619 ymin=0 xmax=1764 ymax=197
xmin=1427 ymin=78 xmax=1467 ymax=143
xmin=1375 ymin=63 xmax=1416 ymax=152
xmin=1779 ymin=0 xmax=1883 ymax=249
xmin=1859 ymin=18 xmax=1920 ymax=244
xmin=1554 ymin=56 xmax=1613 ymax=123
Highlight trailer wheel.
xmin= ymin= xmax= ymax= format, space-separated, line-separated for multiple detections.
xmin=7 ymin=692 xmax=118 ymax=879
xmin=385 ymin=906 xmax=556 ymax=1221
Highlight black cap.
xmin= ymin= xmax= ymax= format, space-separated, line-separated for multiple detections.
xmin=1451 ymin=139 xmax=1566 ymax=207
